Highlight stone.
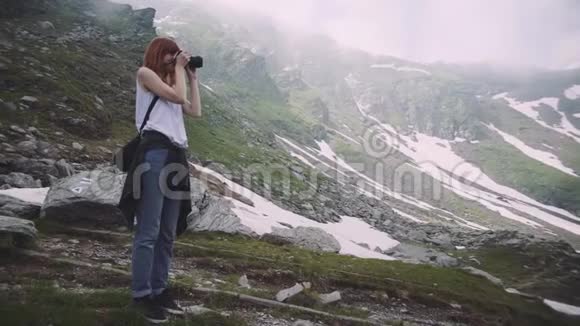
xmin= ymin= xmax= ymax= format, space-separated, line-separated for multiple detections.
xmin=187 ymin=194 xmax=257 ymax=236
xmin=39 ymin=21 xmax=55 ymax=30
xmin=0 ymin=215 xmax=37 ymax=246
xmin=0 ymin=172 xmax=41 ymax=188
xmin=21 ymin=96 xmax=38 ymax=103
xmin=40 ymin=169 xmax=126 ymax=226
xmin=182 ymin=305 xmax=215 ymax=315
xmin=54 ymin=159 xmax=74 ymax=177
xmin=97 ymin=146 xmax=112 ymax=155
xmin=318 ymin=291 xmax=341 ymax=304
xmin=238 ymin=274 xmax=251 ymax=289
xmin=10 ymin=125 xmax=26 ymax=134
xmin=293 ymin=321 xmax=315 ymax=326
xmin=276 ymin=283 xmax=304 ymax=302
xmin=264 ymin=226 xmax=341 ymax=253
xmin=72 ymin=142 xmax=84 ymax=151
xmin=463 ymin=267 xmax=503 ymax=286
xmin=426 ymin=233 xmax=453 ymax=248
xmin=16 ymin=140 xmax=38 ymax=156
xmin=0 ymin=194 xmax=41 ymax=219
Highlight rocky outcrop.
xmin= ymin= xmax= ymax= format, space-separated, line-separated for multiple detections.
xmin=384 ymin=243 xmax=458 ymax=267
xmin=187 ymin=193 xmax=256 ymax=236
xmin=262 ymin=226 xmax=341 ymax=253
xmin=0 ymin=215 xmax=37 ymax=246
xmin=0 ymin=172 xmax=41 ymax=188
xmin=40 ymin=168 xmax=125 ymax=226
xmin=0 ymin=194 xmax=41 ymax=219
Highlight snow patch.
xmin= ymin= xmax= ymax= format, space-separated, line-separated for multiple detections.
xmin=192 ymin=163 xmax=399 ymax=260
xmin=328 ymin=128 xmax=361 ymax=145
xmin=564 ymin=85 xmax=580 ymax=100
xmin=485 ymin=124 xmax=576 ymax=176
xmin=0 ymin=187 xmax=49 ymax=205
xmin=289 ymin=151 xmax=315 ymax=168
xmin=370 ymin=63 xmax=431 ymax=76
xmin=543 ymin=299 xmax=580 ymax=316
xmin=573 ymin=113 xmax=580 ymax=118
xmin=494 ymin=93 xmax=580 ymax=143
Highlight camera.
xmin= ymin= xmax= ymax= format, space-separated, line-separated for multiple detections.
xmin=188 ymin=56 xmax=203 ymax=69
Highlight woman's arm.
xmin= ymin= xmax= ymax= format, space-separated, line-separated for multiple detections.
xmin=182 ymin=67 xmax=202 ymax=118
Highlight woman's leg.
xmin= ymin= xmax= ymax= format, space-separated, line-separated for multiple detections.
xmin=150 ymin=193 xmax=180 ymax=295
xmin=131 ymin=148 xmax=169 ymax=298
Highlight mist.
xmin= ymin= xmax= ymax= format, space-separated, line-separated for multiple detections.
xmin=204 ymin=0 xmax=580 ymax=69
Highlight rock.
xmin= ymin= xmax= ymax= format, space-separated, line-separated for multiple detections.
xmin=426 ymin=233 xmax=453 ymax=248
xmin=10 ymin=125 xmax=26 ymax=134
xmin=40 ymin=169 xmax=125 ymax=226
xmin=0 ymin=215 xmax=37 ymax=246
xmin=16 ymin=140 xmax=38 ymax=156
xmin=463 ymin=267 xmax=503 ymax=286
xmin=182 ymin=305 xmax=215 ymax=315
xmin=97 ymin=146 xmax=112 ymax=155
xmin=264 ymin=226 xmax=341 ymax=253
xmin=385 ymin=243 xmax=458 ymax=267
xmin=0 ymin=194 xmax=41 ymax=219
xmin=54 ymin=159 xmax=74 ymax=177
xmin=238 ymin=274 xmax=251 ymax=289
xmin=27 ymin=127 xmax=41 ymax=136
xmin=450 ymin=303 xmax=462 ymax=310
xmin=0 ymin=172 xmax=41 ymax=188
xmin=276 ymin=283 xmax=304 ymax=302
xmin=72 ymin=142 xmax=84 ymax=151
xmin=434 ymin=254 xmax=458 ymax=267
xmin=293 ymin=320 xmax=315 ymax=326
xmin=21 ymin=96 xmax=38 ymax=103
xmin=38 ymin=21 xmax=55 ymax=30
xmin=187 ymin=195 xmax=257 ymax=236
xmin=318 ymin=291 xmax=341 ymax=304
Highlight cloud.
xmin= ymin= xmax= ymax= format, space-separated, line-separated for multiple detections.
xmin=209 ymin=0 xmax=580 ymax=69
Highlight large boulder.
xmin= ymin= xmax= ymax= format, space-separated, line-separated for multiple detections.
xmin=263 ymin=226 xmax=341 ymax=253
xmin=0 ymin=194 xmax=41 ymax=219
xmin=187 ymin=194 xmax=256 ymax=236
xmin=384 ymin=243 xmax=459 ymax=267
xmin=40 ymin=168 xmax=125 ymax=226
xmin=0 ymin=215 xmax=37 ymax=246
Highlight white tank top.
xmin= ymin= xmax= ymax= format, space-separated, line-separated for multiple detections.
xmin=135 ymin=78 xmax=188 ymax=148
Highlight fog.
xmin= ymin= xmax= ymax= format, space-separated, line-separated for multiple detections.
xmin=208 ymin=0 xmax=580 ymax=69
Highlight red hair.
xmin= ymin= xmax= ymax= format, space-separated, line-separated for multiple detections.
xmin=143 ymin=37 xmax=180 ymax=86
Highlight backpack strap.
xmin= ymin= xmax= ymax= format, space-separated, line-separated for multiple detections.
xmin=138 ymin=95 xmax=160 ymax=135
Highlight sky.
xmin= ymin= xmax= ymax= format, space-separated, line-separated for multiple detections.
xmin=209 ymin=0 xmax=580 ymax=69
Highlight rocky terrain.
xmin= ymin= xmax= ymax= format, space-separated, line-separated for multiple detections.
xmin=1 ymin=0 xmax=580 ymax=325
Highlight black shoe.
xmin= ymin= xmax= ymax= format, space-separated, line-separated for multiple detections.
xmin=132 ymin=295 xmax=168 ymax=324
xmin=153 ymin=288 xmax=184 ymax=315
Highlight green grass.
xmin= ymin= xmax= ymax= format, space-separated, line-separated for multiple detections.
xmin=0 ymin=281 xmax=247 ymax=326
xmin=455 ymin=139 xmax=580 ymax=215
xmin=174 ymin=233 xmax=578 ymax=325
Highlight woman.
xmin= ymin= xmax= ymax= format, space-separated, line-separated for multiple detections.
xmin=122 ymin=36 xmax=201 ymax=324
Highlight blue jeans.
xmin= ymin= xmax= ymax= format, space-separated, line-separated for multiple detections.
xmin=131 ymin=148 xmax=181 ymax=298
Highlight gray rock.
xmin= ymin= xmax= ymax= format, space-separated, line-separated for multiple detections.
xmin=265 ymin=226 xmax=341 ymax=253
xmin=187 ymin=195 xmax=256 ymax=236
xmin=426 ymin=233 xmax=453 ymax=248
xmin=276 ymin=283 xmax=304 ymax=302
xmin=463 ymin=267 xmax=503 ymax=286
xmin=40 ymin=169 xmax=126 ymax=226
xmin=38 ymin=21 xmax=55 ymax=30
xmin=10 ymin=125 xmax=26 ymax=134
xmin=293 ymin=320 xmax=315 ymax=326
xmin=318 ymin=291 xmax=341 ymax=304
xmin=54 ymin=159 xmax=74 ymax=177
xmin=0 ymin=194 xmax=41 ymax=219
xmin=238 ymin=274 xmax=251 ymax=289
xmin=72 ymin=142 xmax=84 ymax=151
xmin=0 ymin=172 xmax=41 ymax=188
xmin=21 ymin=96 xmax=38 ymax=103
xmin=0 ymin=215 xmax=37 ymax=245
xmin=16 ymin=140 xmax=38 ymax=156
xmin=385 ymin=243 xmax=458 ymax=267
